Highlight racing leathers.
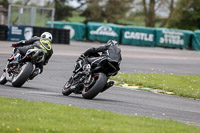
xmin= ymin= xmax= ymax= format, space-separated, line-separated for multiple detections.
xmin=83 ymin=44 xmax=122 ymax=73
xmin=10 ymin=36 xmax=53 ymax=74
xmin=73 ymin=43 xmax=122 ymax=77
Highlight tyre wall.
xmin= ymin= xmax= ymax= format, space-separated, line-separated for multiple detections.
xmin=7 ymin=25 xmax=70 ymax=44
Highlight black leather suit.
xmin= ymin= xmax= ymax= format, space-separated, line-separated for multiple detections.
xmin=13 ymin=36 xmax=53 ymax=73
xmin=83 ymin=44 xmax=122 ymax=64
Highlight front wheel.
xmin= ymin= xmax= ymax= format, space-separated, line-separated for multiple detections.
xmin=62 ymin=78 xmax=73 ymax=96
xmin=0 ymin=71 xmax=7 ymax=85
xmin=12 ymin=62 xmax=33 ymax=87
xmin=82 ymin=73 xmax=107 ymax=99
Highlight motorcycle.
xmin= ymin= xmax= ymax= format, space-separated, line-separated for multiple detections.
xmin=62 ymin=55 xmax=120 ymax=99
xmin=0 ymin=48 xmax=45 ymax=87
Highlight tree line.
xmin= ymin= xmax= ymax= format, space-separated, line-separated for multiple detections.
xmin=1 ymin=0 xmax=200 ymax=30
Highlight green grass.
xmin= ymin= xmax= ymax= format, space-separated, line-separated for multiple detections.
xmin=67 ymin=11 xmax=86 ymax=23
xmin=68 ymin=15 xmax=86 ymax=23
xmin=111 ymin=73 xmax=200 ymax=99
xmin=0 ymin=97 xmax=199 ymax=133
xmin=10 ymin=11 xmax=51 ymax=26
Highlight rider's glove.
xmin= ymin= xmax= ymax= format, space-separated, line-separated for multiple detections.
xmin=80 ymin=53 xmax=86 ymax=58
xmin=11 ymin=43 xmax=18 ymax=47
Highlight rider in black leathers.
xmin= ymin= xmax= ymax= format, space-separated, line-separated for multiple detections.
xmin=9 ymin=32 xmax=53 ymax=78
xmin=74 ymin=39 xmax=122 ymax=91
xmin=83 ymin=40 xmax=121 ymax=64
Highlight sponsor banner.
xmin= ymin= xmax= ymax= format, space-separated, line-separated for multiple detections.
xmin=8 ymin=25 xmax=33 ymax=41
xmin=87 ymin=22 xmax=121 ymax=42
xmin=121 ymin=26 xmax=155 ymax=47
xmin=156 ymin=28 xmax=193 ymax=49
xmin=192 ymin=30 xmax=200 ymax=51
xmin=90 ymin=26 xmax=118 ymax=37
xmin=46 ymin=21 xmax=85 ymax=41
xmin=63 ymin=25 xmax=75 ymax=39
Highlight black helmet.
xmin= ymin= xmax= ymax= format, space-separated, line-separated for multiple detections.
xmin=107 ymin=39 xmax=118 ymax=46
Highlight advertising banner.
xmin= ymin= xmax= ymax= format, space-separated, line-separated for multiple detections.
xmin=121 ymin=26 xmax=155 ymax=47
xmin=46 ymin=21 xmax=85 ymax=41
xmin=7 ymin=25 xmax=33 ymax=41
xmin=191 ymin=30 xmax=200 ymax=51
xmin=155 ymin=28 xmax=193 ymax=49
xmin=87 ymin=22 xmax=121 ymax=42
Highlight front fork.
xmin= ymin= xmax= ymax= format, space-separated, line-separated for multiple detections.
xmin=5 ymin=62 xmax=14 ymax=81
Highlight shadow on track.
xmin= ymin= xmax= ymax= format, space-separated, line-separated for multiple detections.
xmin=63 ymin=95 xmax=125 ymax=103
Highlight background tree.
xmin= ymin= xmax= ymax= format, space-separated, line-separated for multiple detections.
xmin=104 ymin=0 xmax=132 ymax=23
xmin=81 ymin=0 xmax=133 ymax=23
xmin=80 ymin=0 xmax=175 ymax=26
xmin=81 ymin=0 xmax=104 ymax=22
xmin=142 ymin=0 xmax=174 ymax=27
xmin=142 ymin=0 xmax=155 ymax=27
xmin=0 ymin=0 xmax=9 ymax=9
xmin=55 ymin=0 xmax=74 ymax=21
xmin=168 ymin=0 xmax=200 ymax=30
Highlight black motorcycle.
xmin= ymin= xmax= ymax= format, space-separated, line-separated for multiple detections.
xmin=62 ymin=55 xmax=120 ymax=99
xmin=0 ymin=48 xmax=45 ymax=87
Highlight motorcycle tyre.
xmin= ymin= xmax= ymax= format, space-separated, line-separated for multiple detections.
xmin=0 ymin=72 xmax=7 ymax=85
xmin=62 ymin=81 xmax=73 ymax=96
xmin=12 ymin=62 xmax=33 ymax=87
xmin=82 ymin=73 xmax=107 ymax=99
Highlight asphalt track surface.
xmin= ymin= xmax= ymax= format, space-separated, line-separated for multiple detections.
xmin=0 ymin=41 xmax=200 ymax=126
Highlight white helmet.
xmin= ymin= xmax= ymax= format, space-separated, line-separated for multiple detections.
xmin=41 ymin=32 xmax=53 ymax=42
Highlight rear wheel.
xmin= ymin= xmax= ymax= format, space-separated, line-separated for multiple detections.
xmin=0 ymin=71 xmax=7 ymax=85
xmin=12 ymin=62 xmax=33 ymax=87
xmin=82 ymin=73 xmax=107 ymax=99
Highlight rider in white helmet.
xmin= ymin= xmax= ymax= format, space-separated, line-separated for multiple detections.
xmin=9 ymin=32 xmax=53 ymax=79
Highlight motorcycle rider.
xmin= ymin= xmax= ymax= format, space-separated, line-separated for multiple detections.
xmin=8 ymin=32 xmax=53 ymax=79
xmin=75 ymin=39 xmax=122 ymax=91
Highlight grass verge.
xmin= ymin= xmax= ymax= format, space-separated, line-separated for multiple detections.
xmin=0 ymin=97 xmax=200 ymax=133
xmin=110 ymin=73 xmax=200 ymax=99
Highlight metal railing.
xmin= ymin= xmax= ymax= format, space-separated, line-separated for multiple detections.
xmin=8 ymin=5 xmax=54 ymax=27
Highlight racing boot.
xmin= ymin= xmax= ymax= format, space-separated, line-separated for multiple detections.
xmin=29 ymin=68 xmax=41 ymax=80
xmin=101 ymin=81 xmax=114 ymax=92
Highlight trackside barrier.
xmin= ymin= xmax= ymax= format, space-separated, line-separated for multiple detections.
xmin=7 ymin=25 xmax=33 ymax=41
xmin=46 ymin=21 xmax=85 ymax=41
xmin=87 ymin=22 xmax=121 ymax=43
xmin=191 ymin=30 xmax=200 ymax=51
xmin=33 ymin=26 xmax=70 ymax=44
xmin=0 ymin=25 xmax=8 ymax=41
xmin=121 ymin=26 xmax=155 ymax=47
xmin=2 ymin=23 xmax=200 ymax=51
xmin=155 ymin=28 xmax=193 ymax=49
xmin=7 ymin=25 xmax=70 ymax=44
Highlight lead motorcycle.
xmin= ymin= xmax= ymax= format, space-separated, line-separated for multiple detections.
xmin=62 ymin=55 xmax=120 ymax=99
xmin=0 ymin=48 xmax=45 ymax=87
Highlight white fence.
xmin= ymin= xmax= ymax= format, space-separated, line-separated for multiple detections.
xmin=8 ymin=5 xmax=54 ymax=27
